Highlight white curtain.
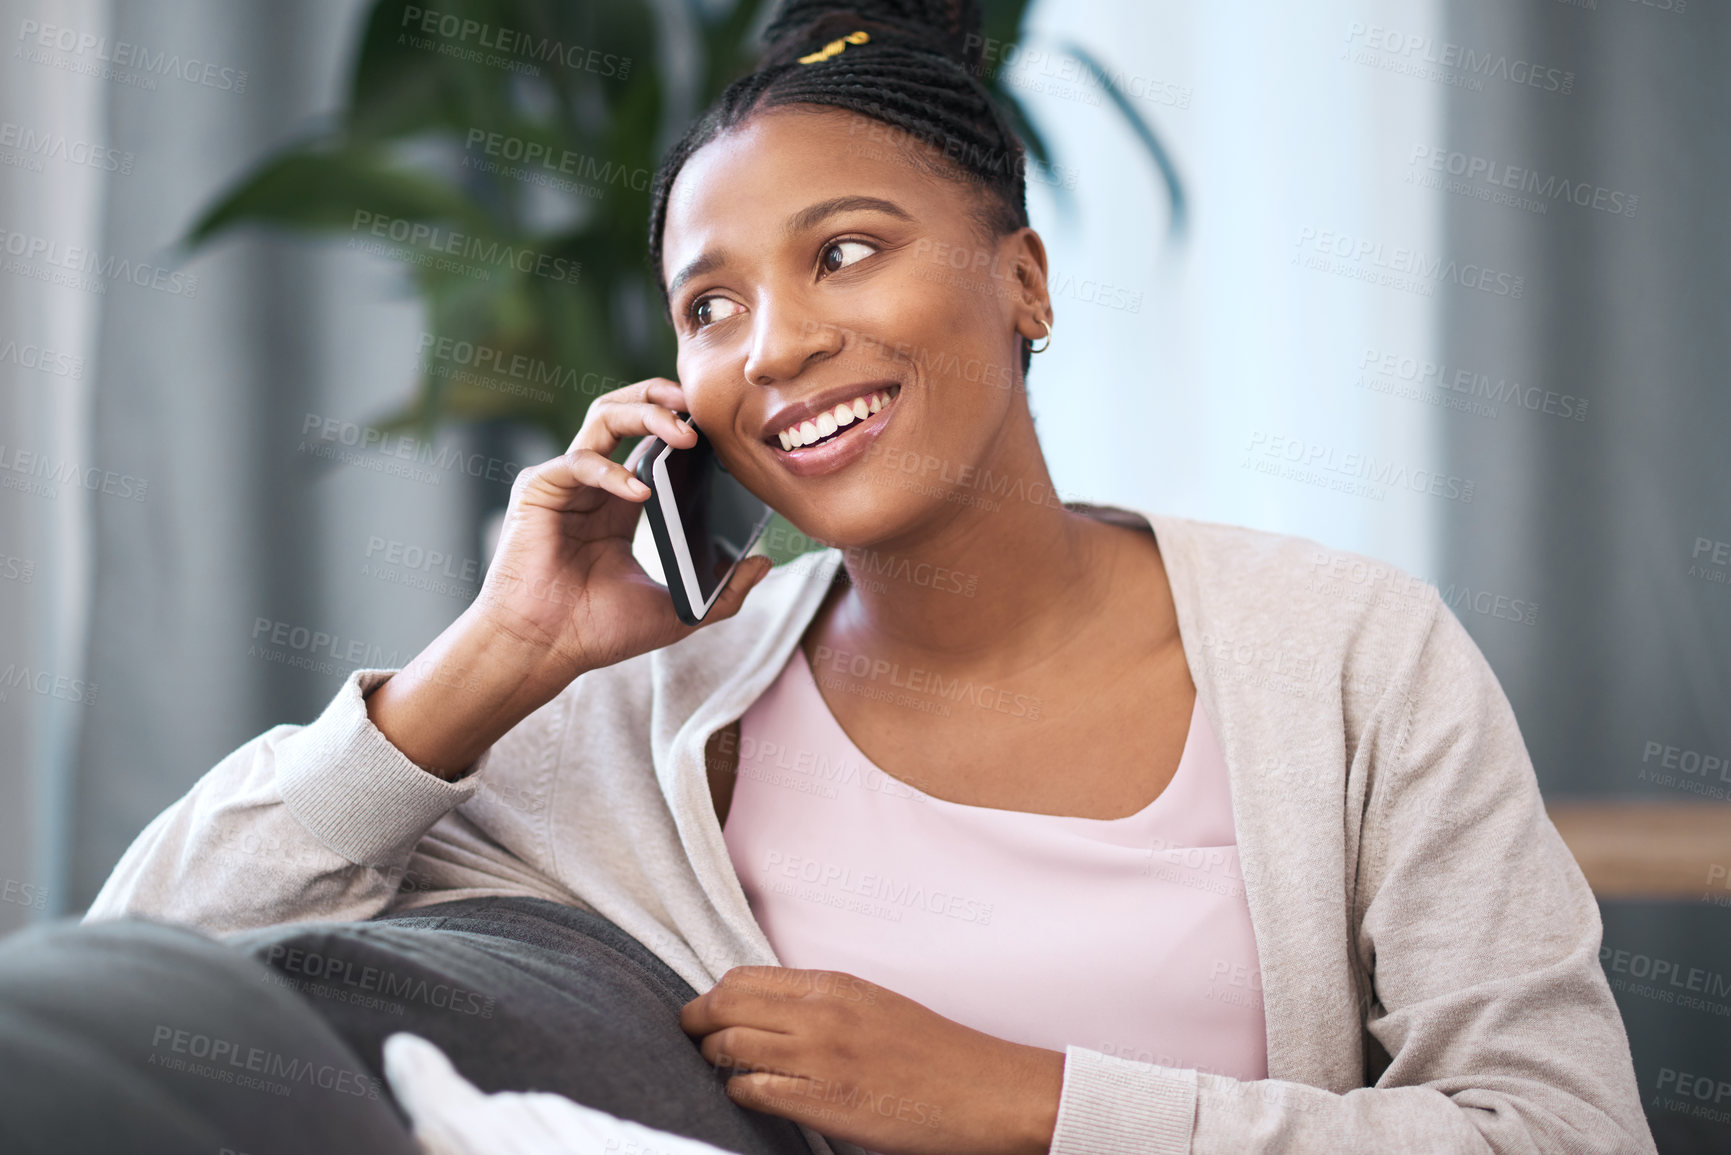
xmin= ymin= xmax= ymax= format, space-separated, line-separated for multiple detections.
xmin=0 ymin=0 xmax=108 ymax=932
xmin=0 ymin=0 xmax=480 ymax=921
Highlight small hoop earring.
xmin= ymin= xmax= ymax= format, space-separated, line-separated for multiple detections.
xmin=1028 ymin=318 xmax=1053 ymax=354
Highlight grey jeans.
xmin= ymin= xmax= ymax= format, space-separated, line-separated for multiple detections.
xmin=0 ymin=896 xmax=816 ymax=1155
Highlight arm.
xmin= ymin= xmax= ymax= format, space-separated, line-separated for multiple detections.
xmin=1046 ymin=593 xmax=1655 ymax=1155
xmin=86 ymin=378 xmax=771 ymax=934
xmin=84 ymin=666 xmax=482 ymax=931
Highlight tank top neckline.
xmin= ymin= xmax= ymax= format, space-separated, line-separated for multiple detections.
xmin=788 ymin=644 xmax=1203 ymax=827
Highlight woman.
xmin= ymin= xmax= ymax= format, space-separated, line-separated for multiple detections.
xmin=1 ymin=2 xmax=1653 ymax=1154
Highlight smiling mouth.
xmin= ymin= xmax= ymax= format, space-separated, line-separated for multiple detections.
xmin=769 ymin=384 xmax=901 ymax=453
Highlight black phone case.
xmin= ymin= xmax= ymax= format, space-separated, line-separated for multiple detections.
xmin=632 ymin=434 xmax=706 ymax=626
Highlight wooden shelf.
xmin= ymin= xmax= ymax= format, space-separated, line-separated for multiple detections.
xmin=1547 ymin=801 xmax=1731 ymax=900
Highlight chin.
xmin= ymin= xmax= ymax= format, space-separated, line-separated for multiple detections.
xmin=780 ymin=483 xmax=950 ymax=555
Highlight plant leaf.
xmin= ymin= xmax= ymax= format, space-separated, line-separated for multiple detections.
xmin=1054 ymin=39 xmax=1187 ymax=239
xmin=183 ymin=147 xmax=492 ymax=247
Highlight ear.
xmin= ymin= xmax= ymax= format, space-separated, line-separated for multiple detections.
xmin=1008 ymin=227 xmax=1055 ymax=342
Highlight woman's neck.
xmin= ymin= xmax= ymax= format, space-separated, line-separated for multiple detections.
xmin=806 ymin=432 xmax=1175 ymax=682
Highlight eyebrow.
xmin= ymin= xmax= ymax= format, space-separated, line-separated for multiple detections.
xmin=666 ymin=196 xmax=914 ymax=299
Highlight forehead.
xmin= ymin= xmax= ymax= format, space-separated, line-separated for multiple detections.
xmin=662 ymin=107 xmax=966 ymax=276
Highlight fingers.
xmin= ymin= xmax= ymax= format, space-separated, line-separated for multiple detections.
xmin=568 ymin=378 xmax=695 ymax=459
xmin=722 ymin=1069 xmax=820 ymax=1119
xmin=680 ymin=964 xmax=784 ymax=1036
xmin=570 ymin=399 xmax=697 ymax=462
xmin=680 ymin=963 xmax=853 ymax=1035
xmin=513 ymin=379 xmax=696 ymax=511
xmin=510 ymin=448 xmax=643 ymax=510
xmin=697 ymin=1024 xmax=802 ymax=1074
xmin=622 ymin=434 xmax=657 ymax=471
xmin=692 ymin=1022 xmax=817 ymax=1122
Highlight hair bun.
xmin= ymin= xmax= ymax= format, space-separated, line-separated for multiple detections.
xmin=761 ymin=0 xmax=987 ymax=73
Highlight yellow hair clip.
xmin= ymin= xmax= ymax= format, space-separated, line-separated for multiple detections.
xmin=799 ymin=30 xmax=869 ymax=64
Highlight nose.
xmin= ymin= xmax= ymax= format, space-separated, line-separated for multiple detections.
xmin=742 ymin=295 xmax=843 ymax=387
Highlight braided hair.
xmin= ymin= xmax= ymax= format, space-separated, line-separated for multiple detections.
xmin=646 ymin=0 xmax=1037 ymax=374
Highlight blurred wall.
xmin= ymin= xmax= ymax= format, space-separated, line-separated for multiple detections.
xmin=1019 ymin=0 xmax=1447 ymax=579
xmin=1434 ymin=0 xmax=1730 ymax=797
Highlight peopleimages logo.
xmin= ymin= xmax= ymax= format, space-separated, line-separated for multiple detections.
xmin=462 ymin=129 xmax=649 ymax=192
xmin=1293 ymin=227 xmax=1525 ymax=299
xmin=0 ymin=120 xmax=134 ymax=174
xmin=761 ymin=850 xmax=995 ymax=926
xmin=262 ymin=943 xmax=496 ymax=1019
xmin=416 ymin=332 xmax=621 ymax=401
xmin=397 ymin=6 xmax=630 ymax=78
xmin=0 ymin=338 xmax=84 ymax=379
xmin=0 ymin=665 xmax=97 ymax=706
xmin=962 ymin=34 xmax=1194 ymax=111
xmin=297 ymin=412 xmax=524 ymax=487
xmin=149 ymin=1025 xmax=382 ymax=1099
xmin=1243 ymin=430 xmax=1476 ymax=504
xmin=1342 ymin=21 xmax=1575 ymax=95
xmin=0 ymin=227 xmax=199 ymax=297
xmin=0 ymin=443 xmax=149 ymax=502
xmin=349 ymin=211 xmax=579 ymax=284
xmin=1357 ymin=347 xmax=1588 ymax=422
xmin=1407 ymin=145 xmax=1638 ymax=218
xmin=15 ymin=20 xmax=249 ymax=92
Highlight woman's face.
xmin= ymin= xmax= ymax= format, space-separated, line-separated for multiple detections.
xmin=660 ymin=106 xmax=1049 ymax=549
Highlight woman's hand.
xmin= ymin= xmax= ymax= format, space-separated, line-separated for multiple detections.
xmin=365 ymin=378 xmax=773 ymax=778
xmin=681 ymin=966 xmax=1064 ymax=1155
xmin=474 ymin=377 xmax=770 ymax=675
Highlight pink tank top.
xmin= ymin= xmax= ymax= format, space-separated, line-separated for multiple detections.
xmin=723 ymin=646 xmax=1268 ymax=1082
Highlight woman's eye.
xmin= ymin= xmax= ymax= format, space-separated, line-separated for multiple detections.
xmin=691 ymin=296 xmax=743 ymax=329
xmin=820 ymin=240 xmax=875 ymax=275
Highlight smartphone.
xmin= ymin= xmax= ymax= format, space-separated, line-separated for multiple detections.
xmin=633 ymin=415 xmax=775 ymax=626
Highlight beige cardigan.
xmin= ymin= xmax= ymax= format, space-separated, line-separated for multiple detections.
xmin=87 ymin=505 xmax=1656 ymax=1155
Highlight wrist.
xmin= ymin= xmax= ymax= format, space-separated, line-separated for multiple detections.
xmin=464 ymin=602 xmax=592 ymax=692
xmin=1006 ymin=1046 xmax=1065 ymax=1154
xmin=367 ymin=607 xmax=582 ymax=778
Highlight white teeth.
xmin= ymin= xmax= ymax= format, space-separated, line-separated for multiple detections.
xmin=776 ymin=387 xmax=895 ymax=448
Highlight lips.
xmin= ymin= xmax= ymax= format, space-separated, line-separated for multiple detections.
xmin=769 ymin=383 xmax=901 ymax=479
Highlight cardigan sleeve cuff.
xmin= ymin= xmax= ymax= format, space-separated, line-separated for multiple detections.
xmin=1048 ymin=1046 xmax=1197 ymax=1155
xmin=275 ymin=668 xmax=483 ymax=868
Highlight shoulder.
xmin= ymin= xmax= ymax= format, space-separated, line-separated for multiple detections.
xmin=1151 ymin=510 xmax=1441 ymax=629
xmin=1145 ymin=511 xmax=1449 ymax=707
